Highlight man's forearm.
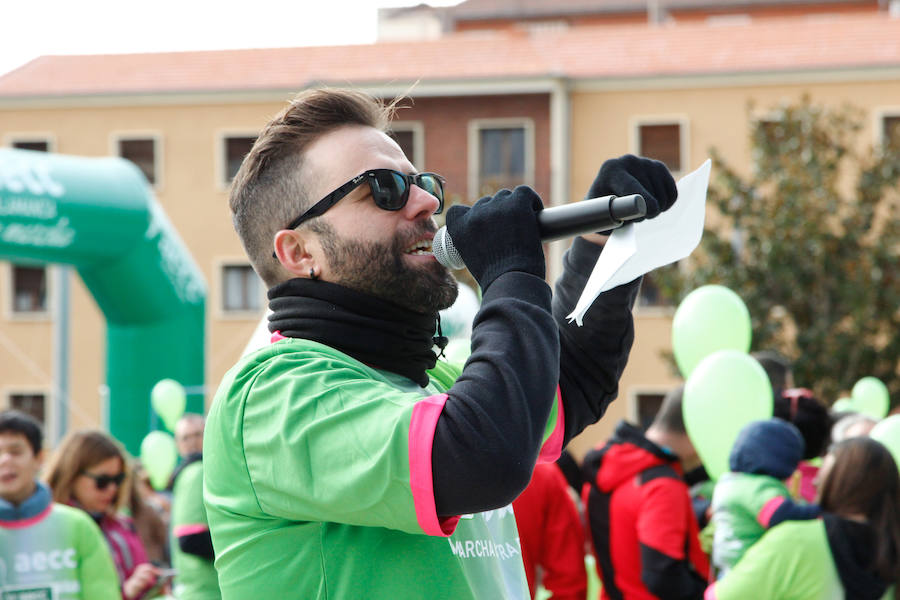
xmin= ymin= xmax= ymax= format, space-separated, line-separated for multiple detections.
xmin=552 ymin=237 xmax=640 ymax=445
xmin=433 ymin=271 xmax=560 ymax=517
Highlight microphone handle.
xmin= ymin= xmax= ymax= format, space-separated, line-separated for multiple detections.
xmin=432 ymin=193 xmax=646 ymax=270
xmin=538 ymin=193 xmax=646 ymax=241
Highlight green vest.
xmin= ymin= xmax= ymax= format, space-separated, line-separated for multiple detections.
xmin=204 ymin=339 xmax=557 ymax=599
xmin=0 ymin=503 xmax=120 ymax=600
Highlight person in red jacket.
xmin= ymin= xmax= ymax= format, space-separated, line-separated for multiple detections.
xmin=513 ymin=461 xmax=587 ymax=599
xmin=582 ymin=387 xmax=709 ymax=600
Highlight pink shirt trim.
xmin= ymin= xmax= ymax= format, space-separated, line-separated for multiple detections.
xmin=704 ymin=583 xmax=718 ymax=600
xmin=0 ymin=503 xmax=52 ymax=529
xmin=173 ymin=523 xmax=210 ymax=538
xmin=537 ymin=385 xmax=565 ymax=464
xmin=757 ymin=496 xmax=786 ymax=528
xmin=408 ymin=393 xmax=460 ymax=537
xmin=270 ymin=331 xmax=286 ymax=343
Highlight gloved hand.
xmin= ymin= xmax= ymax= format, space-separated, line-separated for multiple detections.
xmin=445 ymin=186 xmax=545 ymax=290
xmin=586 ymin=154 xmax=677 ymax=222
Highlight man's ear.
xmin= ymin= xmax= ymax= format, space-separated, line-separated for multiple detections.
xmin=273 ymin=229 xmax=319 ymax=279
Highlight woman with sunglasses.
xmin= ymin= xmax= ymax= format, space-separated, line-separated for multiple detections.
xmin=707 ymin=436 xmax=900 ymax=599
xmin=44 ymin=430 xmax=162 ymax=600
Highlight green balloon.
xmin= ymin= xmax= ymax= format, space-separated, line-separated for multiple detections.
xmin=831 ymin=397 xmax=856 ymax=413
xmin=151 ymin=378 xmax=187 ymax=432
xmin=672 ymin=285 xmax=752 ymax=377
xmin=140 ymin=431 xmax=178 ymax=490
xmin=870 ymin=415 xmax=900 ymax=473
xmin=851 ymin=376 xmax=890 ymax=419
xmin=683 ymin=349 xmax=773 ymax=479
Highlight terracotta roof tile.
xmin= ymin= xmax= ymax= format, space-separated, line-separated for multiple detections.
xmin=0 ymin=13 xmax=897 ymax=98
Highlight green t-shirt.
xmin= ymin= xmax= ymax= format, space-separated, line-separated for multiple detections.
xmin=711 ymin=471 xmax=793 ymax=573
xmin=711 ymin=519 xmax=841 ymax=600
xmin=0 ymin=503 xmax=120 ymax=600
xmin=205 ymin=338 xmax=558 ymax=599
xmin=171 ymin=461 xmax=221 ymax=600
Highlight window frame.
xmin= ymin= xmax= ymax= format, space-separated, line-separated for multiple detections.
xmin=627 ymin=386 xmax=675 ymax=431
xmin=387 ymin=120 xmax=425 ymax=169
xmin=4 ymin=263 xmax=51 ymax=321
xmin=110 ymin=131 xmax=163 ymax=190
xmin=216 ymin=130 xmax=259 ymax=190
xmin=467 ymin=118 xmax=535 ymax=202
xmin=874 ymin=108 xmax=900 ymax=151
xmin=634 ymin=271 xmax=678 ymax=315
xmin=3 ymin=388 xmax=52 ymax=437
xmin=4 ymin=134 xmax=56 ymax=152
xmin=215 ymin=259 xmax=265 ymax=319
xmin=629 ymin=116 xmax=689 ymax=177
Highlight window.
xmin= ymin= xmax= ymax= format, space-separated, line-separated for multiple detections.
xmin=11 ymin=140 xmax=49 ymax=152
xmin=479 ymin=127 xmax=525 ymax=194
xmin=117 ymin=138 xmax=158 ymax=185
xmin=635 ymin=392 xmax=665 ymax=431
xmin=883 ymin=115 xmax=900 ymax=152
xmin=638 ymin=123 xmax=682 ymax=173
xmin=222 ymin=265 xmax=262 ymax=313
xmin=223 ymin=136 xmax=257 ymax=184
xmin=637 ymin=273 xmax=673 ymax=308
xmin=10 ymin=393 xmax=46 ymax=425
xmin=391 ymin=129 xmax=416 ymax=159
xmin=387 ymin=122 xmax=424 ymax=167
xmin=469 ymin=120 xmax=534 ymax=200
xmin=12 ymin=265 xmax=47 ymax=313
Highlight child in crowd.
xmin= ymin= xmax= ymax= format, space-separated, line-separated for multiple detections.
xmin=0 ymin=410 xmax=120 ymax=599
xmin=711 ymin=418 xmax=821 ymax=576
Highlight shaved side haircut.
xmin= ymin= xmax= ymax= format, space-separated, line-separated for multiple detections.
xmin=229 ymin=88 xmax=393 ymax=287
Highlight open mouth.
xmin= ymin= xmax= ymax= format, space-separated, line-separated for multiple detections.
xmin=405 ymin=239 xmax=433 ymax=256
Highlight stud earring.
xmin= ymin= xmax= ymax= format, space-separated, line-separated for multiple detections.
xmin=309 ymin=268 xmax=318 ymax=281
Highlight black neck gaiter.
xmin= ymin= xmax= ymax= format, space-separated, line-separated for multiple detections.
xmin=267 ymin=278 xmax=440 ymax=387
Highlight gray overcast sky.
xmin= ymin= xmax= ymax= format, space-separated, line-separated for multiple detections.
xmin=0 ymin=0 xmax=462 ymax=77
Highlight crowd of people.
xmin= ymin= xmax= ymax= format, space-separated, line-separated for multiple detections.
xmin=3 ymin=86 xmax=899 ymax=600
xmin=3 ymin=371 xmax=895 ymax=600
xmin=0 ymin=410 xmax=219 ymax=599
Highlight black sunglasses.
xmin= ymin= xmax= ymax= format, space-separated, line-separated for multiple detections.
xmin=82 ymin=472 xmax=126 ymax=490
xmin=273 ymin=169 xmax=445 ymax=258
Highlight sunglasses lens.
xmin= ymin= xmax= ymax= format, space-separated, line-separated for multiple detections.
xmin=370 ymin=170 xmax=408 ymax=210
xmin=94 ymin=473 xmax=124 ymax=490
xmin=418 ymin=174 xmax=444 ymax=213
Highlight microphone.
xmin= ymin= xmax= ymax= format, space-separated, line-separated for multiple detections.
xmin=433 ymin=193 xmax=646 ymax=270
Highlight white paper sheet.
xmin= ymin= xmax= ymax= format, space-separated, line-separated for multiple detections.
xmin=567 ymin=159 xmax=711 ymax=325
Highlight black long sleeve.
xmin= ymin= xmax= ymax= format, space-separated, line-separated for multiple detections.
xmin=178 ymin=529 xmax=215 ymax=560
xmin=552 ymin=237 xmax=640 ymax=446
xmin=432 ymin=271 xmax=559 ymax=517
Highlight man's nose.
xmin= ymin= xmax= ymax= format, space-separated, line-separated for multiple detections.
xmin=403 ymin=183 xmax=440 ymax=219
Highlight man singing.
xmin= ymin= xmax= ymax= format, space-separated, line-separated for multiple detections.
xmin=204 ymin=88 xmax=678 ymax=599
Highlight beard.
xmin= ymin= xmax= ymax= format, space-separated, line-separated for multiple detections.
xmin=315 ymin=220 xmax=459 ymax=314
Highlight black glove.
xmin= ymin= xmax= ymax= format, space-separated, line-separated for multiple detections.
xmin=444 ymin=186 xmax=545 ymax=290
xmin=586 ymin=154 xmax=677 ymax=222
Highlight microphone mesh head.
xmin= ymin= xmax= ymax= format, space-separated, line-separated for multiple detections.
xmin=433 ymin=227 xmax=466 ymax=270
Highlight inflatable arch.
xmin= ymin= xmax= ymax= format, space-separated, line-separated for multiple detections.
xmin=0 ymin=148 xmax=205 ymax=454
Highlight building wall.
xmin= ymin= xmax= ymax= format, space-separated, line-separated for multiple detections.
xmin=391 ymin=94 xmax=552 ymax=202
xmin=0 ymin=101 xmax=273 ymax=434
xmin=564 ymin=75 xmax=900 ymax=459
xmin=449 ymin=1 xmax=880 ymax=32
xmin=3 ymin=75 xmax=898 ymax=454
